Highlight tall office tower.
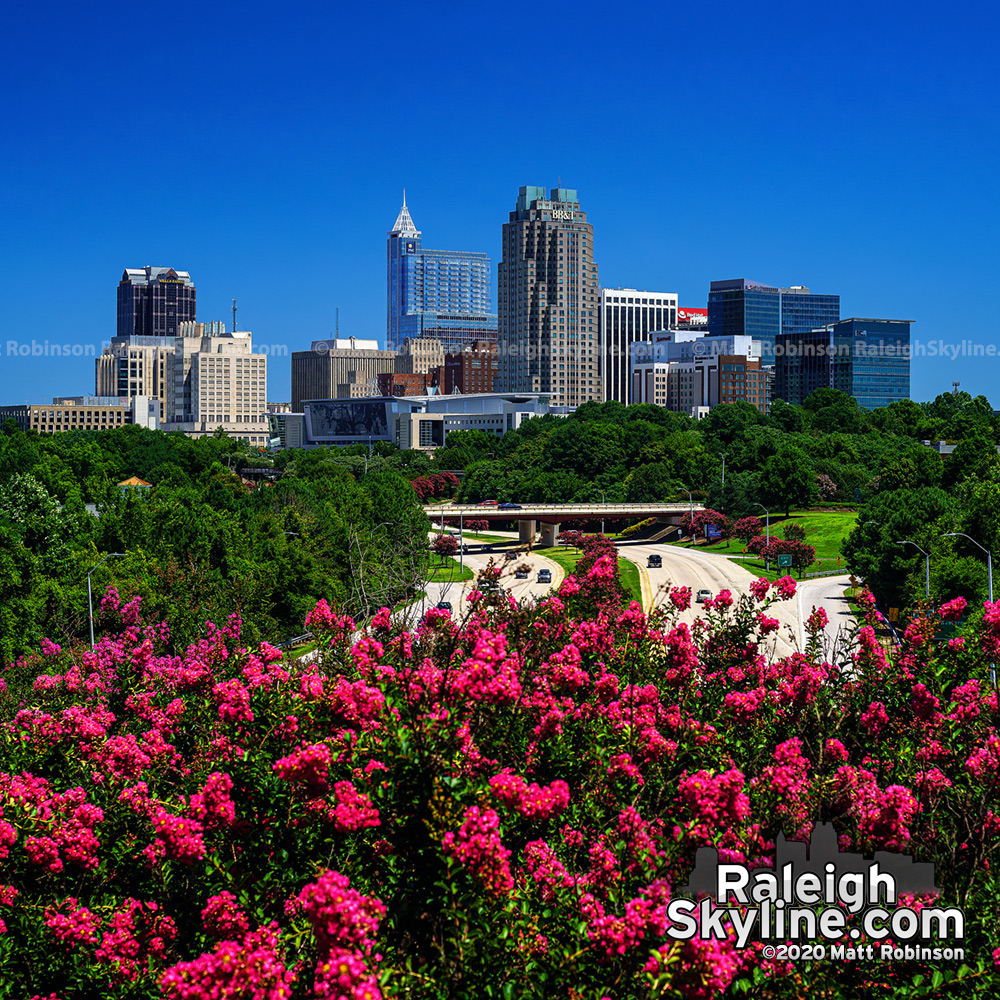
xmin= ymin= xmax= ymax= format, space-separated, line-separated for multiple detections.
xmin=117 ymin=267 xmax=197 ymax=338
xmin=386 ymin=194 xmax=497 ymax=351
xmin=598 ymin=288 xmax=678 ymax=403
xmin=497 ymin=185 xmax=600 ymax=407
xmin=774 ymin=318 xmax=911 ymax=408
xmin=707 ymin=280 xmax=839 ymax=363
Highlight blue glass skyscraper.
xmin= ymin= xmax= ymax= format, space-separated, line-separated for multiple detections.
xmin=386 ymin=194 xmax=497 ymax=351
xmin=707 ymin=279 xmax=840 ymax=362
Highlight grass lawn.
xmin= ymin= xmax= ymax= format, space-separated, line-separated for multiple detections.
xmin=725 ymin=510 xmax=858 ymax=580
xmin=425 ymin=559 xmax=475 ymax=583
xmin=455 ymin=531 xmax=519 ymax=544
xmin=543 ymin=546 xmax=643 ymax=606
xmin=285 ymin=639 xmax=318 ymax=659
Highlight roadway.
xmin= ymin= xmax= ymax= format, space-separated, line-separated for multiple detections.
xmin=424 ymin=502 xmax=702 ymax=522
xmin=410 ymin=539 xmax=566 ymax=621
xmin=614 ymin=541 xmax=853 ymax=658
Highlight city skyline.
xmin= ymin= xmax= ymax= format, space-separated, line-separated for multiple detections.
xmin=1 ymin=1 xmax=997 ymax=407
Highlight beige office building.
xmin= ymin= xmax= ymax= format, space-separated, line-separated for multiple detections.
xmin=497 ymin=185 xmax=601 ymax=408
xmin=290 ymin=337 xmax=397 ymax=410
xmin=395 ymin=337 xmax=444 ymax=374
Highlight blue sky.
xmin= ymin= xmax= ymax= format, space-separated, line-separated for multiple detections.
xmin=2 ymin=0 xmax=997 ymax=407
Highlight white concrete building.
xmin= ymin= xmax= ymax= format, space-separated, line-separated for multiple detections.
xmin=599 ymin=287 xmax=678 ymax=403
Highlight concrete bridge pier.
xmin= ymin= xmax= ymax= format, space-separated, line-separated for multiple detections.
xmin=518 ymin=519 xmax=536 ymax=544
xmin=538 ymin=522 xmax=560 ymax=547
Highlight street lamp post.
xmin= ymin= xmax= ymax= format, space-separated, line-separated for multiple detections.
xmin=720 ymin=452 xmax=728 ymax=490
xmin=753 ymin=503 xmax=770 ymax=571
xmin=679 ymin=487 xmax=693 ymax=540
xmin=597 ymin=488 xmax=606 ymax=536
xmin=942 ymin=532 xmax=996 ymax=692
xmin=895 ymin=539 xmax=930 ymax=600
xmin=87 ymin=553 xmax=124 ymax=650
xmin=941 ymin=532 xmax=993 ymax=602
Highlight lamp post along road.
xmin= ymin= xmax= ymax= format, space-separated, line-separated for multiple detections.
xmin=597 ymin=488 xmax=606 ymax=536
xmin=895 ymin=540 xmax=930 ymax=600
xmin=679 ymin=487 xmax=693 ymax=540
xmin=87 ymin=553 xmax=124 ymax=650
xmin=942 ymin=531 xmax=996 ymax=691
xmin=753 ymin=503 xmax=770 ymax=572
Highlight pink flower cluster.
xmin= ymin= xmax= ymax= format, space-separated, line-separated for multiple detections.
xmin=160 ymin=922 xmax=296 ymax=998
xmin=201 ymin=891 xmax=250 ymax=940
xmin=678 ymin=769 xmax=750 ymax=842
xmin=332 ymin=781 xmax=380 ymax=832
xmin=442 ymin=806 xmax=514 ymax=894
xmin=286 ymin=870 xmax=384 ymax=999
xmin=274 ymin=743 xmax=332 ymax=796
xmin=489 ymin=771 xmax=570 ymax=819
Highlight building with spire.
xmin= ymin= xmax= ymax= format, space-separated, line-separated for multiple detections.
xmin=386 ymin=193 xmax=497 ymax=351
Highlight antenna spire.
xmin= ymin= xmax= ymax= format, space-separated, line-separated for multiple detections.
xmin=231 ymin=298 xmax=237 ymax=333
xmin=402 ymin=187 xmax=407 ymax=207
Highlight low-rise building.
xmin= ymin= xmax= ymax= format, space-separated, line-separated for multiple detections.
xmin=278 ymin=392 xmax=553 ymax=451
xmin=0 ymin=395 xmax=160 ymax=433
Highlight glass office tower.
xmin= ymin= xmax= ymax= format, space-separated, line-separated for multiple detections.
xmin=708 ymin=279 xmax=839 ymax=363
xmin=386 ymin=195 xmax=497 ymax=351
xmin=774 ymin=318 xmax=911 ymax=408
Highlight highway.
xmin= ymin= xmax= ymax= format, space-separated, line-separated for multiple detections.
xmin=409 ymin=539 xmax=565 ymax=622
xmin=614 ymin=541 xmax=853 ymax=658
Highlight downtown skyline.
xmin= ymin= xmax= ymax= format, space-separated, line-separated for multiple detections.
xmin=1 ymin=0 xmax=997 ymax=407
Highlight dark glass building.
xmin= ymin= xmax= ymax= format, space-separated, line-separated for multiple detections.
xmin=707 ymin=279 xmax=840 ymax=363
xmin=117 ymin=267 xmax=196 ymax=339
xmin=386 ymin=195 xmax=497 ymax=351
xmin=774 ymin=318 xmax=911 ymax=408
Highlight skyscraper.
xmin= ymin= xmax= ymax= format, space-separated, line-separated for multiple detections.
xmin=774 ymin=318 xmax=911 ymax=408
xmin=117 ymin=266 xmax=197 ymax=339
xmin=497 ymin=185 xmax=600 ymax=407
xmin=599 ymin=287 xmax=678 ymax=403
xmin=707 ymin=280 xmax=839 ymax=363
xmin=386 ymin=194 xmax=497 ymax=351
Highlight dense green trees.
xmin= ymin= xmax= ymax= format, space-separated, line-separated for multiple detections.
xmin=0 ymin=426 xmax=429 ymax=665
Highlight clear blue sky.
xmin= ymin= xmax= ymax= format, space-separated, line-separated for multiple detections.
xmin=2 ymin=0 xmax=997 ymax=407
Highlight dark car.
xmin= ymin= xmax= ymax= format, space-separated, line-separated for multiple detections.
xmin=514 ymin=568 xmax=529 ymax=579
xmin=537 ymin=568 xmax=552 ymax=584
xmin=498 ymin=502 xmax=523 ymax=510
xmin=505 ymin=550 xmax=518 ymax=561
xmin=482 ymin=544 xmax=494 ymax=553
xmin=435 ymin=601 xmax=453 ymax=613
xmin=647 ymin=554 xmax=662 ymax=568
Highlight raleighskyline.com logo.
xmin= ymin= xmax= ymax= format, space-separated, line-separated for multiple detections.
xmin=665 ymin=823 xmax=965 ymax=962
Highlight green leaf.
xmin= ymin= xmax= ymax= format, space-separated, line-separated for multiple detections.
xmin=931 ymin=970 xmax=944 ymax=989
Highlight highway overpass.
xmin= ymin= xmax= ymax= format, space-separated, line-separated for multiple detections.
xmin=423 ymin=502 xmax=703 ymax=546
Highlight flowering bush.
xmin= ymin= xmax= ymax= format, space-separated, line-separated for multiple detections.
xmin=0 ymin=582 xmax=997 ymax=996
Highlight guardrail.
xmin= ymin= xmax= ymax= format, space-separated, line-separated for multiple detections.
xmin=804 ymin=570 xmax=849 ymax=579
xmin=424 ymin=503 xmax=704 ymax=513
xmin=277 ymin=632 xmax=314 ymax=650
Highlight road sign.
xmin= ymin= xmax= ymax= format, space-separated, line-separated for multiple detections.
xmin=888 ymin=607 xmax=900 ymax=622
xmin=705 ymin=525 xmax=722 ymax=539
xmin=854 ymin=488 xmax=862 ymax=502
xmin=777 ymin=554 xmax=793 ymax=568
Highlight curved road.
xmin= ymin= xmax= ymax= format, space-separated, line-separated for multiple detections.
xmin=410 ymin=540 xmax=565 ymax=622
xmin=615 ymin=542 xmax=853 ymax=658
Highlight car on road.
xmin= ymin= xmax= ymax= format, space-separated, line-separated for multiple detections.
xmin=477 ymin=500 xmax=499 ymax=506
xmin=647 ymin=554 xmax=662 ymax=568
xmin=498 ymin=502 xmax=523 ymax=510
xmin=504 ymin=550 xmax=518 ymax=561
xmin=482 ymin=544 xmax=494 ymax=553
xmin=695 ymin=589 xmax=712 ymax=603
xmin=537 ymin=568 xmax=552 ymax=584
xmin=514 ymin=568 xmax=529 ymax=579
xmin=435 ymin=601 xmax=453 ymax=613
